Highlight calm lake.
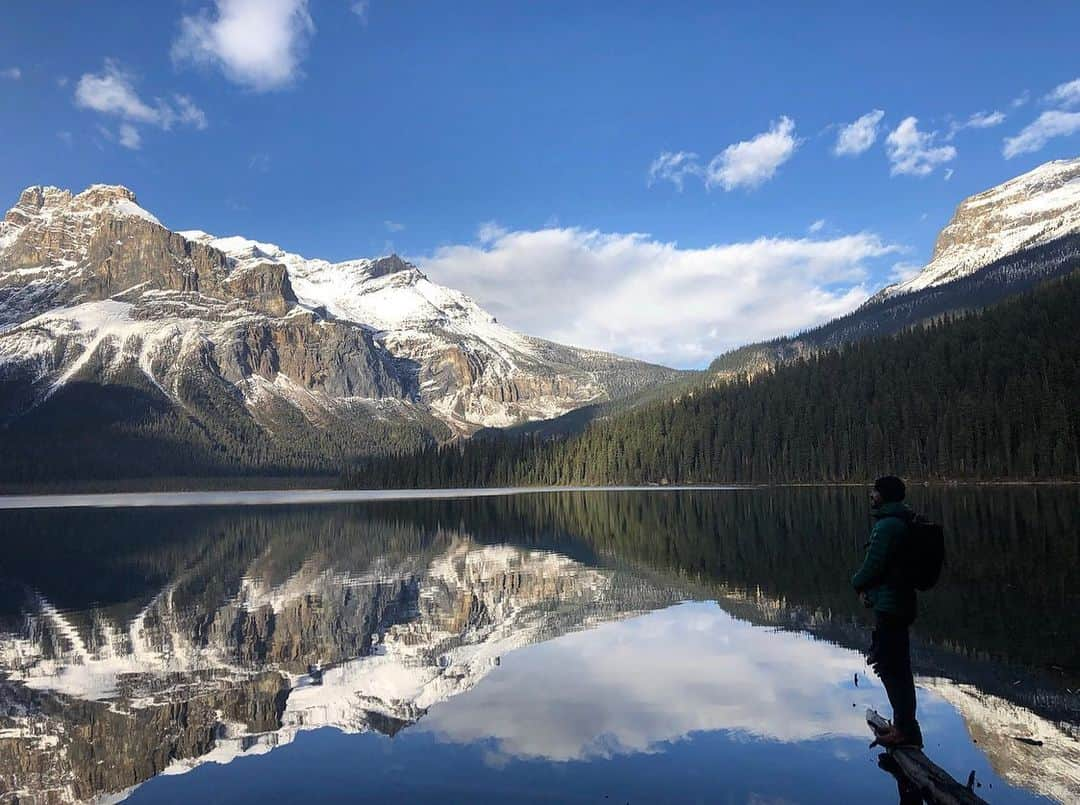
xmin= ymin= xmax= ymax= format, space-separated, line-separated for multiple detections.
xmin=0 ymin=487 xmax=1077 ymax=804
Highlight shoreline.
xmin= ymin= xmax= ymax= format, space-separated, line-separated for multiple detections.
xmin=1 ymin=480 xmax=1076 ymax=510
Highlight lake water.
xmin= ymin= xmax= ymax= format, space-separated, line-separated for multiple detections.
xmin=0 ymin=487 xmax=1077 ymax=804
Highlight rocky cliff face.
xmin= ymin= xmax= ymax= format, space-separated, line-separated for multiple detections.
xmin=708 ymin=158 xmax=1080 ymax=382
xmin=183 ymin=231 xmax=685 ymax=432
xmin=880 ymin=157 xmax=1080 ymax=298
xmin=0 ymin=185 xmax=683 ymax=469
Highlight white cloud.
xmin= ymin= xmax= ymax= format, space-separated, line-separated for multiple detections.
xmin=1011 ymin=91 xmax=1030 ymax=108
xmin=0 ymin=67 xmax=20 ymax=80
xmin=117 ymin=123 xmax=142 ymax=150
xmin=706 ymin=117 xmax=799 ymax=190
xmin=649 ymin=119 xmax=799 ymax=193
xmin=647 ymin=151 xmax=702 ymax=191
xmin=174 ymin=95 xmax=209 ymax=129
xmin=946 ymin=110 xmax=1006 ymax=140
xmin=833 ymin=109 xmax=884 ymax=156
xmin=808 ymin=219 xmax=825 ymax=233
xmin=350 ymin=1 xmax=369 ymax=24
xmin=173 ymin=0 xmax=315 ymax=92
xmin=384 ymin=219 xmax=405 ymax=232
xmin=1045 ymin=78 xmax=1080 ymax=109
xmin=73 ymin=60 xmax=207 ymax=146
xmin=885 ymin=117 xmax=956 ymax=177
xmin=889 ymin=261 xmax=922 ymax=283
xmin=944 ymin=167 xmax=954 ymax=181
xmin=417 ymin=223 xmax=898 ymax=367
xmin=75 ymin=60 xmax=164 ymax=124
xmin=476 ymin=220 xmax=507 ymax=244
xmin=964 ymin=110 xmax=1006 ymax=128
xmin=1002 ymin=110 xmax=1080 ymax=158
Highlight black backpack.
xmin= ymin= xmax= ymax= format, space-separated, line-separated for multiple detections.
xmin=902 ymin=514 xmax=945 ymax=591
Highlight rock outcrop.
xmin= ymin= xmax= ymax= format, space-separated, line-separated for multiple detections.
xmin=880 ymin=157 xmax=1080 ymax=298
xmin=0 ymin=184 xmax=685 ymax=470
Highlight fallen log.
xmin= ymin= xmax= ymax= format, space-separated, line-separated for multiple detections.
xmin=866 ymin=709 xmax=988 ymax=805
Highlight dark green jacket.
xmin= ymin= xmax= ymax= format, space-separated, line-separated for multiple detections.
xmin=851 ymin=501 xmax=916 ymax=621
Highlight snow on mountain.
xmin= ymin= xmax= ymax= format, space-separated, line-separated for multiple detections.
xmin=882 ymin=157 xmax=1080 ymax=298
xmin=176 ymin=230 xmax=683 ymax=430
xmin=0 ymin=185 xmax=682 ymax=448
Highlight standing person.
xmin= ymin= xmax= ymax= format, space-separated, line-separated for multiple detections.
xmin=852 ymin=475 xmax=923 ymax=748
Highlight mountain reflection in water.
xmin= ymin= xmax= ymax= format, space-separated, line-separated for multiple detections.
xmin=0 ymin=487 xmax=1077 ymax=804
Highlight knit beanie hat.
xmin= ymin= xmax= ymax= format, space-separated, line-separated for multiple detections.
xmin=873 ymin=475 xmax=906 ymax=503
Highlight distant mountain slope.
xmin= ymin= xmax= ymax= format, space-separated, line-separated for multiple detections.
xmin=709 ymin=158 xmax=1080 ymax=379
xmin=348 ymin=269 xmax=1080 ymax=487
xmin=709 ymin=232 xmax=1080 ymax=378
xmin=0 ymin=184 xmax=683 ymax=481
xmin=879 ymin=156 xmax=1080 ymax=298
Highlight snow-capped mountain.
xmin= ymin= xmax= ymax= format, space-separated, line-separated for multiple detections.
xmin=880 ymin=157 xmax=1080 ymax=298
xmin=0 ymin=184 xmax=684 ymax=473
xmin=709 ymin=158 xmax=1080 ymax=381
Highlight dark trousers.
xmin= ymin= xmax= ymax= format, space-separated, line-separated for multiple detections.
xmin=869 ymin=612 xmax=921 ymax=741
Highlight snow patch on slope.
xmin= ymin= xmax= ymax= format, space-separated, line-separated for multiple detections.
xmin=884 ymin=157 xmax=1080 ymax=297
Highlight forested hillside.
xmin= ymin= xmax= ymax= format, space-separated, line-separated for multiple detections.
xmin=345 ymin=271 xmax=1080 ymax=487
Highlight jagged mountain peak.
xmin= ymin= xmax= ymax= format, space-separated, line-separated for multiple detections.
xmin=0 ymin=181 xmax=684 ymax=449
xmin=880 ymin=156 xmax=1080 ymax=299
xmin=5 ymin=183 xmax=158 ymax=227
xmin=181 ymin=231 xmax=417 ymax=279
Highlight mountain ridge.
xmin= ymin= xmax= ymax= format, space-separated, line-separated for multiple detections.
xmin=0 ymin=184 xmax=686 ymax=480
xmin=708 ymin=157 xmax=1080 ymax=380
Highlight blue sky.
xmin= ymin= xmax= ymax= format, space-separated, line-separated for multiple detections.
xmin=2 ymin=1 xmax=1078 ymax=366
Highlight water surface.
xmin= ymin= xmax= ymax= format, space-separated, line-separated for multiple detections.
xmin=1 ymin=487 xmax=1077 ymax=803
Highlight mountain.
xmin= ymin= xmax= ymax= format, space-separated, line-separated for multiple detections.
xmin=352 ymin=268 xmax=1080 ymax=487
xmin=709 ymin=158 xmax=1080 ymax=380
xmin=878 ymin=156 xmax=1080 ymax=298
xmin=0 ymin=185 xmax=685 ymax=481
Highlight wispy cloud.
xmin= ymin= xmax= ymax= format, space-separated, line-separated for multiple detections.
xmin=0 ymin=67 xmax=20 ymax=80
xmin=248 ymin=152 xmax=271 ymax=172
xmin=350 ymin=1 xmax=369 ymax=24
xmin=889 ymin=261 xmax=922 ymax=283
xmin=1002 ymin=110 xmax=1080 ymax=158
xmin=73 ymin=59 xmax=207 ymax=148
xmin=885 ymin=117 xmax=956 ymax=177
xmin=946 ymin=110 xmax=1006 ymax=140
xmin=647 ymin=151 xmax=702 ymax=191
xmin=648 ymin=118 xmax=799 ymax=193
xmin=418 ymin=224 xmax=898 ymax=367
xmin=833 ymin=110 xmax=884 ymax=156
xmin=117 ymin=123 xmax=142 ymax=150
xmin=173 ymin=0 xmax=315 ymax=92
xmin=808 ymin=219 xmax=826 ymax=234
xmin=384 ymin=219 xmax=405 ymax=232
xmin=1045 ymin=77 xmax=1080 ymax=109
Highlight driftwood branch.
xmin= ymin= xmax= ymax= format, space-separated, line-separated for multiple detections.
xmin=866 ymin=709 xmax=988 ymax=805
